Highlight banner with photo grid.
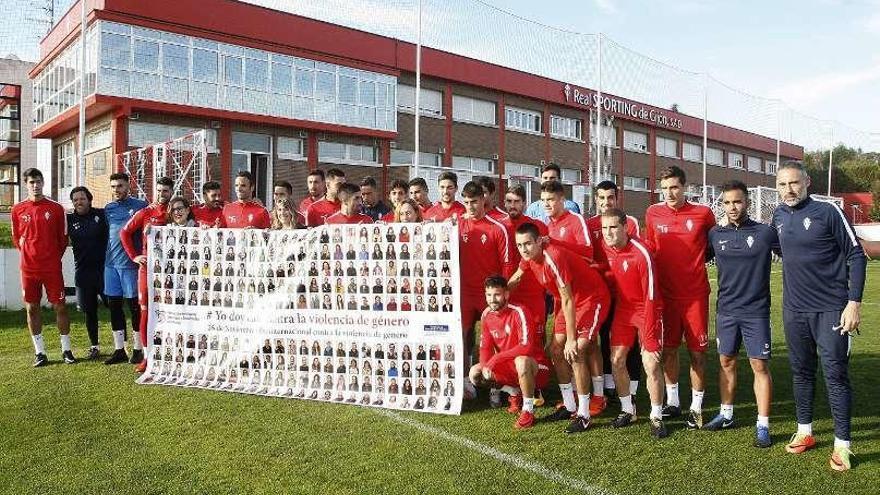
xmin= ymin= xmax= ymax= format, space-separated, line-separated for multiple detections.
xmin=137 ymin=223 xmax=465 ymax=415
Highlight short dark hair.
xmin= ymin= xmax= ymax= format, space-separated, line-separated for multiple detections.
xmin=658 ymin=166 xmax=686 ymax=185
xmin=461 ymin=181 xmax=484 ymax=199
xmin=438 ymin=171 xmax=458 ymax=187
xmin=109 ymin=172 xmax=130 ymax=182
xmin=236 ymin=170 xmax=255 ymax=186
xmin=484 ymin=274 xmax=508 ymax=290
xmin=22 ymin=168 xmax=43 ymax=181
xmin=275 ymin=180 xmax=293 ymax=194
xmin=506 ymin=184 xmax=527 ymax=201
xmin=156 ymin=176 xmax=174 ymax=188
xmin=475 ymin=176 xmax=495 ymax=195
xmin=540 ymin=180 xmax=565 ymax=195
xmin=778 ymin=160 xmax=808 ymax=177
xmin=326 ymin=168 xmax=345 ymax=180
xmin=720 ymin=180 xmax=748 ymax=197
xmin=390 ymin=179 xmax=408 ymax=192
xmin=515 ymin=221 xmax=540 ymax=240
xmin=337 ymin=182 xmax=361 ymax=197
xmin=308 ymin=169 xmax=326 ymax=181
xmin=202 ymin=180 xmax=221 ymax=193
xmin=360 ymin=176 xmax=378 ymax=189
xmin=69 ymin=186 xmax=92 ymax=201
xmin=408 ymin=177 xmax=428 ymax=191
xmin=541 ymin=163 xmax=561 ymax=176
xmin=595 ymin=180 xmax=619 ymax=194
xmin=600 ymin=207 xmax=627 ymax=226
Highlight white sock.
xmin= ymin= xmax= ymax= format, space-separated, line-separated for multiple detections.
xmin=90 ymin=344 xmax=99 ymax=350
xmin=522 ymin=397 xmax=535 ymax=413
xmin=619 ymin=394 xmax=635 ymax=415
xmin=31 ymin=333 xmax=46 ymax=354
xmin=690 ymin=389 xmax=705 ymax=413
xmin=113 ymin=330 xmax=125 ymax=350
xmin=834 ymin=437 xmax=851 ymax=449
xmin=720 ymin=404 xmax=734 ymax=420
xmin=60 ymin=334 xmax=71 ymax=352
xmin=650 ymin=404 xmax=663 ymax=420
xmin=501 ymin=385 xmax=520 ymax=395
xmin=797 ymin=423 xmax=813 ymax=436
xmin=630 ymin=380 xmax=639 ymax=397
xmin=756 ymin=415 xmax=769 ymax=428
xmin=591 ymin=376 xmax=604 ymax=397
xmin=666 ymin=383 xmax=680 ymax=407
xmin=603 ymin=374 xmax=615 ymax=389
xmin=577 ymin=394 xmax=591 ymax=419
xmin=559 ymin=383 xmax=576 ymax=412
xmin=133 ymin=331 xmax=143 ymax=351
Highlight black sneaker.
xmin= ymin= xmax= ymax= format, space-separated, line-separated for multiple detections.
xmin=545 ymin=405 xmax=575 ymax=422
xmin=564 ymin=415 xmax=592 ymax=434
xmin=129 ymin=349 xmax=144 ymax=364
xmin=33 ymin=353 xmax=49 ymax=367
xmin=87 ymin=347 xmax=100 ymax=360
xmin=650 ymin=417 xmax=669 ymax=439
xmin=62 ymin=350 xmax=77 ymax=364
xmin=661 ymin=404 xmax=681 ymax=419
xmin=685 ymin=409 xmax=703 ymax=430
xmin=611 ymin=411 xmax=636 ymax=428
xmin=103 ymin=349 xmax=129 ymax=365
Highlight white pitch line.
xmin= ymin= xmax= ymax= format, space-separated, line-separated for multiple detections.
xmin=375 ymin=409 xmax=612 ymax=495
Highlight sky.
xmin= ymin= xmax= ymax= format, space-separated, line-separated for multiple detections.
xmin=1 ymin=0 xmax=877 ymax=148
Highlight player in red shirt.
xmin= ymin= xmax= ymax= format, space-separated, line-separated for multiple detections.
xmin=601 ymin=208 xmax=669 ymax=439
xmin=222 ymin=170 xmax=271 ymax=229
xmin=586 ymin=180 xmax=642 ymax=402
xmin=121 ymin=176 xmax=173 ymax=370
xmin=12 ymin=168 xmax=72 ymax=367
xmin=325 ymin=183 xmax=374 ymax=225
xmin=476 ymin=175 xmax=508 ymax=221
xmin=192 ymin=180 xmax=224 ymax=227
xmin=458 ymin=181 xmax=513 ymax=398
xmin=298 ymin=169 xmax=326 ymax=222
xmin=380 ymin=179 xmax=409 ymax=223
xmin=644 ymin=165 xmax=716 ymax=429
xmin=408 ymin=177 xmax=433 ymax=213
xmin=510 ymin=222 xmax=610 ymax=434
xmin=469 ymin=275 xmax=552 ymax=430
xmin=424 ymin=171 xmax=466 ymax=223
xmin=305 ymin=168 xmax=345 ymax=227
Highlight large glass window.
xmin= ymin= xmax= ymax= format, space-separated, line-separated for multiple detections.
xmin=683 ymin=142 xmax=702 ymax=162
xmin=163 ymin=43 xmax=190 ymax=78
xmin=505 ymin=106 xmax=542 ymax=134
xmin=452 ymin=95 xmax=496 ymax=125
xmin=656 ymin=136 xmax=678 ymax=158
xmin=550 ymin=115 xmax=582 ymax=140
xmin=623 ymin=130 xmax=648 ymax=152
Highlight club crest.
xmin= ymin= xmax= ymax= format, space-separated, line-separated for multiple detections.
xmin=803 ymin=217 xmax=811 ymax=231
xmin=44 ymin=211 xmax=51 ymax=220
xmin=622 ymin=260 xmax=629 ymax=272
xmin=685 ymin=219 xmax=694 ymax=232
xmin=746 ymin=235 xmax=754 ymax=248
xmin=480 ymin=233 xmax=487 ymax=245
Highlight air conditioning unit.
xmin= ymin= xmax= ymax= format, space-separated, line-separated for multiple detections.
xmin=492 ymin=153 xmax=499 ymax=160
xmin=638 ymin=144 xmax=647 ymax=151
xmin=438 ymin=146 xmax=446 ymax=154
xmin=539 ymin=159 xmax=546 ymax=166
xmin=210 ymin=121 xmax=221 ymax=129
xmin=298 ymin=130 xmax=308 ymax=139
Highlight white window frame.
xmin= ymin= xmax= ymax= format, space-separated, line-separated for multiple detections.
xmin=623 ymin=175 xmax=649 ymax=191
xmin=560 ymin=168 xmax=582 ymax=183
xmin=656 ymin=136 xmax=678 ymax=158
xmin=452 ymin=155 xmax=495 ymax=174
xmin=452 ymin=95 xmax=496 ymax=126
xmin=390 ymin=149 xmax=441 ymax=167
xmin=277 ymin=136 xmax=304 ymax=159
xmin=590 ymin=122 xmax=618 ymax=147
xmin=766 ymin=160 xmax=777 ymax=175
xmin=683 ymin=142 xmax=702 ymax=163
xmin=504 ymin=161 xmax=540 ymax=179
xmin=397 ymin=84 xmax=443 ymax=117
xmin=549 ymin=115 xmax=583 ymax=141
xmin=83 ymin=125 xmax=111 ymax=155
xmin=706 ymin=147 xmax=723 ymax=166
xmin=728 ymin=152 xmax=744 ymax=169
xmin=56 ymin=140 xmax=76 ymax=190
xmin=318 ymin=141 xmax=379 ymax=166
xmin=505 ymin=106 xmax=542 ymax=135
xmin=623 ymin=130 xmax=648 ymax=153
xmin=747 ymin=156 xmax=762 ymax=172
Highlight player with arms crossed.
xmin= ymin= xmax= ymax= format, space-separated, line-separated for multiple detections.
xmin=469 ymin=275 xmax=552 ymax=430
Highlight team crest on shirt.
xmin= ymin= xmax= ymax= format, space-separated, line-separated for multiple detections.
xmin=44 ymin=211 xmax=51 ymax=220
xmin=72 ymin=221 xmax=80 ymax=230
xmin=228 ymin=216 xmax=237 ymax=224
xmin=803 ymin=217 xmax=811 ymax=231
xmin=746 ymin=235 xmax=754 ymax=248
xmin=94 ymin=215 xmax=100 ymax=223
xmin=685 ymin=219 xmax=694 ymax=231
xmin=248 ymin=213 xmax=254 ymax=222
xmin=480 ymin=233 xmax=487 ymax=245
xmin=622 ymin=260 xmax=629 ymax=272
xmin=559 ymin=226 xmax=567 ymax=237
xmin=462 ymin=233 xmax=469 ymax=243
xmin=128 ymin=209 xmax=134 ymax=217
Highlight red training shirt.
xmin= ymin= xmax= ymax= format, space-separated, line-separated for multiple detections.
xmin=479 ymin=303 xmax=550 ymax=369
xmin=11 ymin=197 xmax=68 ymax=273
xmin=458 ymin=214 xmax=512 ymax=294
xmin=121 ymin=203 xmax=168 ymax=260
xmin=324 ymin=211 xmax=374 ymax=225
xmin=519 ymin=241 xmax=610 ymax=310
xmin=548 ymin=210 xmax=595 ymax=261
xmin=305 ymin=198 xmax=341 ymax=227
xmin=487 ymin=206 xmax=509 ymax=222
xmin=503 ymin=214 xmax=548 ymax=311
xmin=587 ymin=213 xmax=640 ymax=283
xmin=424 ymin=201 xmax=466 ymax=223
xmin=602 ymin=238 xmax=663 ymax=347
xmin=221 ymin=200 xmax=271 ymax=229
xmin=192 ymin=203 xmax=224 ymax=227
xmin=644 ymin=201 xmax=715 ymax=300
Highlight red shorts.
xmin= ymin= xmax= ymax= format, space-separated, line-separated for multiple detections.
xmin=552 ymin=299 xmax=609 ymax=341
xmin=461 ymin=290 xmax=486 ymax=336
xmin=21 ymin=270 xmax=65 ymax=305
xmin=138 ymin=266 xmax=149 ymax=307
xmin=610 ymin=310 xmax=665 ymax=353
xmin=662 ymin=296 xmax=709 ymax=352
xmin=489 ymin=355 xmax=551 ymax=390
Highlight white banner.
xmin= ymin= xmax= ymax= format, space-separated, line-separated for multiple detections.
xmin=138 ymin=223 xmax=465 ymax=415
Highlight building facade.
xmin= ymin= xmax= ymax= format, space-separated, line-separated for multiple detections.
xmin=30 ymin=0 xmax=802 ymax=217
xmin=1 ymin=57 xmax=41 ymax=209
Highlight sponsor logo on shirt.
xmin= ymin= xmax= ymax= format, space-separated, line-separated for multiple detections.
xmin=803 ymin=217 xmax=811 ymax=231
xmin=656 ymin=224 xmax=669 ymax=234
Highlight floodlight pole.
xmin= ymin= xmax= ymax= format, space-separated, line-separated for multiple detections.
xmin=77 ymin=0 xmax=87 ymax=188
xmin=596 ymin=33 xmax=603 ymax=185
xmin=413 ymin=0 xmax=422 ymax=180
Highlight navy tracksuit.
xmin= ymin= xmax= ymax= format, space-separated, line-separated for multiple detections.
xmin=68 ymin=208 xmax=109 ymax=347
xmin=773 ymin=197 xmax=867 ymax=440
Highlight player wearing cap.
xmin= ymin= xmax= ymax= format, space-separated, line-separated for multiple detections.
xmin=12 ymin=168 xmax=72 ymax=367
xmin=600 ymin=208 xmax=668 ymax=439
xmin=644 ymin=166 xmax=716 ymax=429
xmin=469 ymin=275 xmax=552 ymax=430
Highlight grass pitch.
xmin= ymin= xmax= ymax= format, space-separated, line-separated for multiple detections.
xmin=1 ymin=265 xmax=879 ymax=495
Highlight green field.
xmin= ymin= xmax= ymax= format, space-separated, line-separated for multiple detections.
xmin=1 ymin=265 xmax=878 ymax=495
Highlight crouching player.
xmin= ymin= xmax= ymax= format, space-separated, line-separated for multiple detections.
xmin=469 ymin=275 xmax=552 ymax=429
xmin=601 ymin=208 xmax=669 ymax=439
